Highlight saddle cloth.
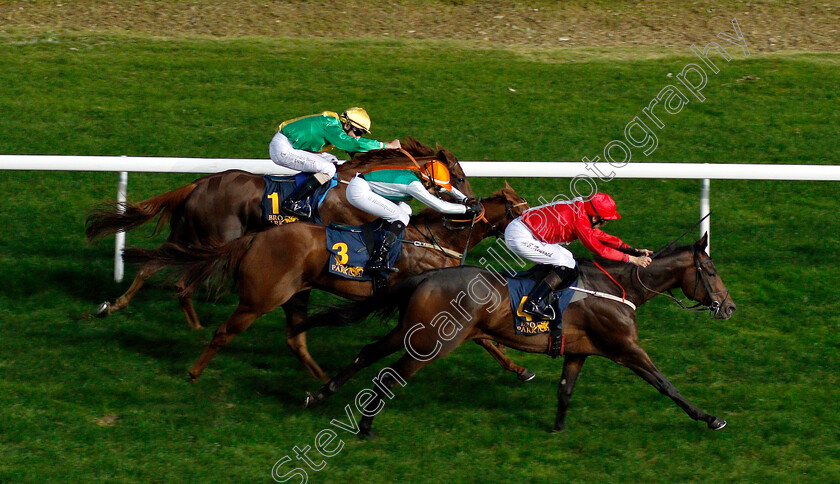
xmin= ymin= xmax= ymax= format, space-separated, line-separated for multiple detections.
xmin=506 ymin=267 xmax=585 ymax=336
xmin=325 ymin=221 xmax=404 ymax=281
xmin=261 ymin=174 xmax=337 ymax=226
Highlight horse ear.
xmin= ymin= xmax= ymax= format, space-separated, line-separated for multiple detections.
xmin=504 ymin=180 xmax=513 ymax=191
xmin=697 ymin=232 xmax=709 ymax=250
xmin=437 ymin=147 xmax=458 ymax=167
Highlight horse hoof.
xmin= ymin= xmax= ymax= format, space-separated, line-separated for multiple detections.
xmin=518 ymin=369 xmax=536 ymax=382
xmin=95 ymin=302 xmax=111 ymax=318
xmin=358 ymin=431 xmax=377 ymax=441
xmin=709 ymin=418 xmax=727 ymax=430
xmin=551 ymin=426 xmax=565 ymax=434
xmin=304 ymin=392 xmax=318 ymax=409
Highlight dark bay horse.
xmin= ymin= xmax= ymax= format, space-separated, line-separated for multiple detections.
xmin=123 ymin=184 xmax=531 ymax=382
xmin=86 ymin=137 xmax=473 ymax=329
xmin=294 ymin=234 xmax=736 ymax=437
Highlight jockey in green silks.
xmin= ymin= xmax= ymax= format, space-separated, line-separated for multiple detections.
xmin=269 ymin=107 xmax=402 ymax=219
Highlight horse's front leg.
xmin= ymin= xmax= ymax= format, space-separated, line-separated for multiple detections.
xmin=305 ymin=325 xmax=406 ymax=408
xmin=473 ymin=339 xmax=535 ymax=382
xmin=553 ymin=354 xmax=587 ymax=432
xmin=619 ymin=346 xmax=726 ymax=430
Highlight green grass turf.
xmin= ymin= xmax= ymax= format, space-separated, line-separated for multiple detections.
xmin=0 ymin=33 xmax=838 ymax=483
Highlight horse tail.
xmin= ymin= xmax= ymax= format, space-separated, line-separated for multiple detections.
xmin=290 ymin=271 xmax=435 ymax=336
xmin=122 ymin=234 xmax=256 ymax=297
xmin=85 ymin=182 xmax=198 ymax=242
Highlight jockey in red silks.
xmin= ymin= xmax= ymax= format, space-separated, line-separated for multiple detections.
xmin=504 ymin=193 xmax=653 ymax=357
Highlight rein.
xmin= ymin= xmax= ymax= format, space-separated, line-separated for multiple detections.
xmin=412 ymin=198 xmax=525 ymax=262
xmin=406 ymin=217 xmax=464 ymax=261
xmin=634 ymin=246 xmax=731 ymax=317
xmin=397 ymin=148 xmax=424 ymax=171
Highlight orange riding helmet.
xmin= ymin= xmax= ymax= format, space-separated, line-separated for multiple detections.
xmin=419 ymin=160 xmax=452 ymax=191
xmin=584 ymin=193 xmax=621 ymax=221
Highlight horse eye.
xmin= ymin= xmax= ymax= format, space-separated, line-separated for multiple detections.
xmin=457 ymin=177 xmax=465 ymax=184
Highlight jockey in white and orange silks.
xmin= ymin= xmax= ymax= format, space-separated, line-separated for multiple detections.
xmin=504 ymin=193 xmax=653 ymax=357
xmin=345 ymin=161 xmax=480 ymax=273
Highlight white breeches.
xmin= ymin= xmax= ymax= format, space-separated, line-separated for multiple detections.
xmin=346 ymin=176 xmax=412 ymax=225
xmin=504 ymin=219 xmax=577 ymax=269
xmin=269 ymin=132 xmax=337 ymax=177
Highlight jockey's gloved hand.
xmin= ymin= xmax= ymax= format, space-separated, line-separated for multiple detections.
xmin=466 ymin=201 xmax=483 ymax=214
xmin=620 ymin=246 xmax=645 ymax=256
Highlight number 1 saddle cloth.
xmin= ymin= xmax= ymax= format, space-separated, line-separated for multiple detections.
xmin=261 ymin=174 xmax=338 ymax=226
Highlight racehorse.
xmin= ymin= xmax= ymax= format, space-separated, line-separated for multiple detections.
xmin=293 ymin=234 xmax=736 ymax=437
xmin=86 ymin=137 xmax=473 ymax=329
xmin=122 ymin=184 xmax=532 ymax=382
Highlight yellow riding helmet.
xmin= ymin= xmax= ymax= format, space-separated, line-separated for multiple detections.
xmin=340 ymin=107 xmax=371 ymax=134
xmin=419 ymin=160 xmax=452 ymax=191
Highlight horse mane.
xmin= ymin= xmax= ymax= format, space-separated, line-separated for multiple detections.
xmin=652 ymin=243 xmax=693 ymax=259
xmin=342 ymin=136 xmax=438 ymax=171
xmin=577 ymin=243 xmax=693 ymax=279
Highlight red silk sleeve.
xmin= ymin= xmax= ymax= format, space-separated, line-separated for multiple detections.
xmin=591 ymin=228 xmax=628 ymax=250
xmin=573 ymin=217 xmax=629 ymax=262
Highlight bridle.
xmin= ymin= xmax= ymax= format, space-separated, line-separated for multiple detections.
xmin=443 ymin=199 xmax=526 ymax=234
xmin=634 ymin=246 xmax=731 ymax=317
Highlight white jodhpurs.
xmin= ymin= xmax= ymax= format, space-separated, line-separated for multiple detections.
xmin=346 ymin=176 xmax=412 ymax=225
xmin=504 ymin=218 xmax=577 ymax=269
xmin=269 ymin=132 xmax=337 ymax=177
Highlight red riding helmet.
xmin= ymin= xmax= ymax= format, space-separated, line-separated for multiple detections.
xmin=584 ymin=193 xmax=621 ymax=220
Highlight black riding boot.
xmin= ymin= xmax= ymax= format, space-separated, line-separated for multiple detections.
xmin=365 ymin=221 xmax=405 ymax=273
xmin=523 ymin=265 xmax=578 ymax=321
xmin=522 ymin=266 xmax=579 ymax=358
xmin=282 ymin=175 xmax=324 ymax=219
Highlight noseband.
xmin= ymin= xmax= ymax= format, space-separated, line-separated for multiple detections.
xmin=635 ymin=246 xmax=731 ymax=317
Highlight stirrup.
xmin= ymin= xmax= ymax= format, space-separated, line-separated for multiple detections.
xmin=365 ymin=258 xmax=398 ymax=273
xmin=282 ymin=199 xmax=312 ymax=219
xmin=523 ymin=299 xmax=556 ymax=321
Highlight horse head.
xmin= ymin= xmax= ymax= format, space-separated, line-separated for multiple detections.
xmin=474 ymin=181 xmax=530 ymax=237
xmin=677 ymin=233 xmax=737 ymax=319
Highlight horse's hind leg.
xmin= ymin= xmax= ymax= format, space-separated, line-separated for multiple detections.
xmin=96 ymin=263 xmax=160 ymax=317
xmin=473 ymin=339 xmax=535 ymax=382
xmin=188 ymin=305 xmax=261 ymax=381
xmin=305 ymin=325 xmax=406 ymax=408
xmin=553 ymin=355 xmax=587 ymax=432
xmin=618 ymin=346 xmax=726 ymax=430
xmin=177 ymin=294 xmax=203 ymax=330
xmin=174 ymin=277 xmax=203 ymax=330
xmin=283 ymin=291 xmax=329 ymax=382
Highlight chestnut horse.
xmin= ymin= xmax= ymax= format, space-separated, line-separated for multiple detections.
xmin=294 ymin=234 xmax=736 ymax=437
xmin=123 ymin=184 xmax=531 ymax=382
xmin=86 ymin=137 xmax=473 ymax=329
